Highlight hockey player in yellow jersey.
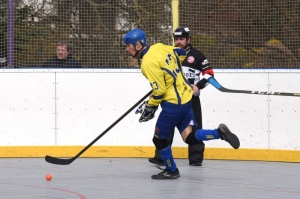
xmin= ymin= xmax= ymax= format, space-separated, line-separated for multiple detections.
xmin=141 ymin=43 xmax=192 ymax=106
xmin=124 ymin=28 xmax=240 ymax=179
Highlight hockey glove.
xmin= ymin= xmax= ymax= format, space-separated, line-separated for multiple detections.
xmin=135 ymin=101 xmax=146 ymax=114
xmin=196 ymin=78 xmax=208 ymax=90
xmin=137 ymin=101 xmax=158 ymax=123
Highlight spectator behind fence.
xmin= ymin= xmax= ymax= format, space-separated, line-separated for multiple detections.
xmin=0 ymin=53 xmax=7 ymax=68
xmin=42 ymin=42 xmax=82 ymax=68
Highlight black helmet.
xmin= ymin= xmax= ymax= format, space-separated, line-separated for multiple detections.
xmin=173 ymin=26 xmax=191 ymax=38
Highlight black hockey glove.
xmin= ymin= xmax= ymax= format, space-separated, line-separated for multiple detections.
xmin=196 ymin=78 xmax=208 ymax=90
xmin=137 ymin=101 xmax=158 ymax=123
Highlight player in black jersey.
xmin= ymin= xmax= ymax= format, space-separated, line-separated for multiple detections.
xmin=148 ymin=26 xmax=214 ymax=166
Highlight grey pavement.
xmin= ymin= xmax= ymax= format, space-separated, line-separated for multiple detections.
xmin=0 ymin=158 xmax=299 ymax=199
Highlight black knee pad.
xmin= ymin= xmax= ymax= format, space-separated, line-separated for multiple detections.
xmin=152 ymin=137 xmax=169 ymax=150
xmin=185 ymin=132 xmax=200 ymax=145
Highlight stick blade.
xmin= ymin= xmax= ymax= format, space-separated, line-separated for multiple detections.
xmin=45 ymin=155 xmax=74 ymax=165
xmin=208 ymin=77 xmax=222 ymax=89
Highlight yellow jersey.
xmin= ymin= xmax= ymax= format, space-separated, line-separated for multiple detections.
xmin=141 ymin=43 xmax=193 ymax=106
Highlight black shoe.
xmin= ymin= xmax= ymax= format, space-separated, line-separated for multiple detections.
xmin=217 ymin=123 xmax=240 ymax=149
xmin=189 ymin=162 xmax=202 ymax=166
xmin=148 ymin=157 xmax=164 ymax=166
xmin=151 ymin=168 xmax=180 ymax=179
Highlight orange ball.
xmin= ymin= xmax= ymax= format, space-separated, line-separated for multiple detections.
xmin=46 ymin=174 xmax=52 ymax=181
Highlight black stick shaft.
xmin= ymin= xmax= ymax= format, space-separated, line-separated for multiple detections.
xmin=73 ymin=90 xmax=152 ymax=159
xmin=45 ymin=90 xmax=152 ymax=165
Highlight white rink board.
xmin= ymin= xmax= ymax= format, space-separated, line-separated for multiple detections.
xmin=269 ymin=73 xmax=300 ymax=149
xmin=0 ymin=73 xmax=55 ymax=145
xmin=0 ymin=69 xmax=299 ymax=150
xmin=201 ymin=72 xmax=270 ymax=149
xmin=55 ymin=72 xmax=154 ymax=146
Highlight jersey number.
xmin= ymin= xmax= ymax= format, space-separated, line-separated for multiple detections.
xmin=150 ymin=82 xmax=159 ymax=90
xmin=165 ymin=54 xmax=172 ymax=65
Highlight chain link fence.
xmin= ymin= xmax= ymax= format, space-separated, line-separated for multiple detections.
xmin=0 ymin=0 xmax=299 ymax=68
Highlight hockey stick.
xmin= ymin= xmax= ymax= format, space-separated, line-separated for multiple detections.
xmin=45 ymin=90 xmax=152 ymax=165
xmin=208 ymin=77 xmax=300 ymax=97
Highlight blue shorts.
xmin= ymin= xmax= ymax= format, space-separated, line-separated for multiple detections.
xmin=154 ymin=101 xmax=196 ymax=139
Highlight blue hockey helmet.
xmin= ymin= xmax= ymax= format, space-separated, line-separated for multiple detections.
xmin=123 ymin=29 xmax=147 ymax=46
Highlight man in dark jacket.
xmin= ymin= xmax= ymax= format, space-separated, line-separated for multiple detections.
xmin=43 ymin=42 xmax=82 ymax=68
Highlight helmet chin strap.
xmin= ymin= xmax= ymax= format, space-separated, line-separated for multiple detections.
xmin=132 ymin=48 xmax=140 ymax=58
xmin=132 ymin=44 xmax=144 ymax=58
xmin=185 ymin=43 xmax=191 ymax=51
xmin=184 ymin=38 xmax=192 ymax=50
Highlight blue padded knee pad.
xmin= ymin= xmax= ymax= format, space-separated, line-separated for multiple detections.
xmin=159 ymin=145 xmax=177 ymax=172
xmin=195 ymin=129 xmax=220 ymax=141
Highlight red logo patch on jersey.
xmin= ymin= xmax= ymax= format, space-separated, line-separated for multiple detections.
xmin=187 ymin=56 xmax=195 ymax=63
xmin=155 ymin=126 xmax=160 ymax=134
